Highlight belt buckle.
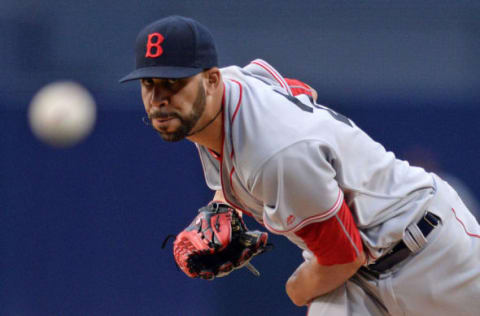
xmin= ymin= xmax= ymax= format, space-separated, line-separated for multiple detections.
xmin=423 ymin=212 xmax=439 ymax=228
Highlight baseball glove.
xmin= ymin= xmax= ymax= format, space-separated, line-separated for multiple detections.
xmin=173 ymin=202 xmax=269 ymax=280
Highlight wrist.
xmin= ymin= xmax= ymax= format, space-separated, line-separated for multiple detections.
xmin=209 ymin=200 xmax=227 ymax=205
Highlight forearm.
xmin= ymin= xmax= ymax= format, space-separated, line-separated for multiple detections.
xmin=212 ymin=190 xmax=227 ymax=203
xmin=286 ymin=250 xmax=365 ymax=306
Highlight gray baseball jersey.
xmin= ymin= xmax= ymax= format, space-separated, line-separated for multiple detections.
xmin=197 ymin=59 xmax=480 ymax=315
xmin=196 ymin=59 xmax=435 ymax=262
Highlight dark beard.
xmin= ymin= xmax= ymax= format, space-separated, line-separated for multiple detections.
xmin=153 ymin=82 xmax=206 ymax=142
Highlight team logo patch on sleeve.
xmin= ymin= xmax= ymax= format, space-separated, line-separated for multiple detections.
xmin=287 ymin=214 xmax=296 ymax=226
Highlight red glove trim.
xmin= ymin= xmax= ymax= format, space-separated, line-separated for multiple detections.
xmin=294 ymin=200 xmax=363 ymax=266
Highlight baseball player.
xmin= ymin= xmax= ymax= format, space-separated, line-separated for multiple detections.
xmin=120 ymin=16 xmax=480 ymax=315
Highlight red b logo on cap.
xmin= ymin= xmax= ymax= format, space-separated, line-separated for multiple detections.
xmin=145 ymin=33 xmax=164 ymax=58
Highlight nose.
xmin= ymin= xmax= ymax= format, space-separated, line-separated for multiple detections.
xmin=150 ymin=85 xmax=169 ymax=108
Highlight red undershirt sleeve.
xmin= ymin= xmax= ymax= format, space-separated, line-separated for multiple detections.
xmin=294 ymin=200 xmax=363 ymax=266
xmin=284 ymin=78 xmax=315 ymax=98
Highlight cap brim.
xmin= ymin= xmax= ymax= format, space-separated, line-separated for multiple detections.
xmin=119 ymin=66 xmax=203 ymax=83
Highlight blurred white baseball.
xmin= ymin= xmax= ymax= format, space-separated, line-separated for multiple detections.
xmin=28 ymin=81 xmax=96 ymax=148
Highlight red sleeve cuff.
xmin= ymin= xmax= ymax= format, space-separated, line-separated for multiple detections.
xmin=294 ymin=200 xmax=363 ymax=265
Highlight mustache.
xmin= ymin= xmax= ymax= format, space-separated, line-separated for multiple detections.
xmin=147 ymin=110 xmax=181 ymax=120
xmin=142 ymin=110 xmax=182 ymax=127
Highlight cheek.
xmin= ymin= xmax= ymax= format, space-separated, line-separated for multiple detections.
xmin=170 ymin=95 xmax=190 ymax=112
xmin=178 ymin=88 xmax=200 ymax=108
xmin=141 ymin=91 xmax=150 ymax=111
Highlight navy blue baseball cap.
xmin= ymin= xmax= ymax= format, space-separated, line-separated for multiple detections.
xmin=119 ymin=16 xmax=218 ymax=82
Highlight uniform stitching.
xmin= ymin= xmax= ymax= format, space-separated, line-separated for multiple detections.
xmin=219 ymin=79 xmax=255 ymax=218
xmin=251 ymin=60 xmax=292 ymax=95
xmin=335 ymin=214 xmax=361 ymax=258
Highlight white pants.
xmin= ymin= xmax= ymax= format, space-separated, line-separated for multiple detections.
xmin=308 ymin=175 xmax=480 ymax=316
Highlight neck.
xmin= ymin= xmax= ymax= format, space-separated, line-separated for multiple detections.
xmin=186 ymin=81 xmax=224 ymax=154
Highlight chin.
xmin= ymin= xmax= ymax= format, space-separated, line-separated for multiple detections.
xmin=156 ymin=130 xmax=187 ymax=142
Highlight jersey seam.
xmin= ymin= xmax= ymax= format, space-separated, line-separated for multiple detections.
xmin=250 ymin=59 xmax=293 ymax=95
xmin=335 ymin=214 xmax=361 ymax=257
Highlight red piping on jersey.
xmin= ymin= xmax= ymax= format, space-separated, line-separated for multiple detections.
xmin=218 ymin=80 xmax=254 ymax=219
xmin=230 ymin=79 xmax=243 ymax=124
xmin=251 ymin=60 xmax=291 ymax=94
xmin=451 ymin=208 xmax=480 ymax=238
xmin=229 ymin=79 xmax=243 ymax=160
xmin=251 ymin=60 xmax=286 ymax=89
xmin=207 ymin=83 xmax=229 ymax=162
xmin=263 ymin=189 xmax=343 ymax=234
xmin=208 ymin=148 xmax=221 ymax=161
xmin=225 ymin=79 xmax=247 ymax=215
xmin=207 ymin=86 xmax=227 ymax=161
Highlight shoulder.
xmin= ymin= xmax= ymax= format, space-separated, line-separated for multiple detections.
xmin=243 ymin=59 xmax=293 ymax=94
xmin=221 ymin=59 xmax=293 ymax=94
xmin=225 ymin=90 xmax=347 ymax=185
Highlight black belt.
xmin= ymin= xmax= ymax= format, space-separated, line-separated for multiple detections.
xmin=362 ymin=212 xmax=441 ymax=277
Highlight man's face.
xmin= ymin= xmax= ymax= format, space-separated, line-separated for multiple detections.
xmin=141 ymin=73 xmax=206 ymax=142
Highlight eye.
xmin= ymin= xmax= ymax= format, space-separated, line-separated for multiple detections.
xmin=163 ymin=78 xmax=183 ymax=91
xmin=142 ymin=78 xmax=154 ymax=87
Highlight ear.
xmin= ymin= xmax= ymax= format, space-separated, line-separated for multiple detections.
xmin=203 ymin=68 xmax=221 ymax=95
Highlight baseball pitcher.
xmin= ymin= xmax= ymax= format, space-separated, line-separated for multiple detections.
xmin=121 ymin=15 xmax=480 ymax=315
